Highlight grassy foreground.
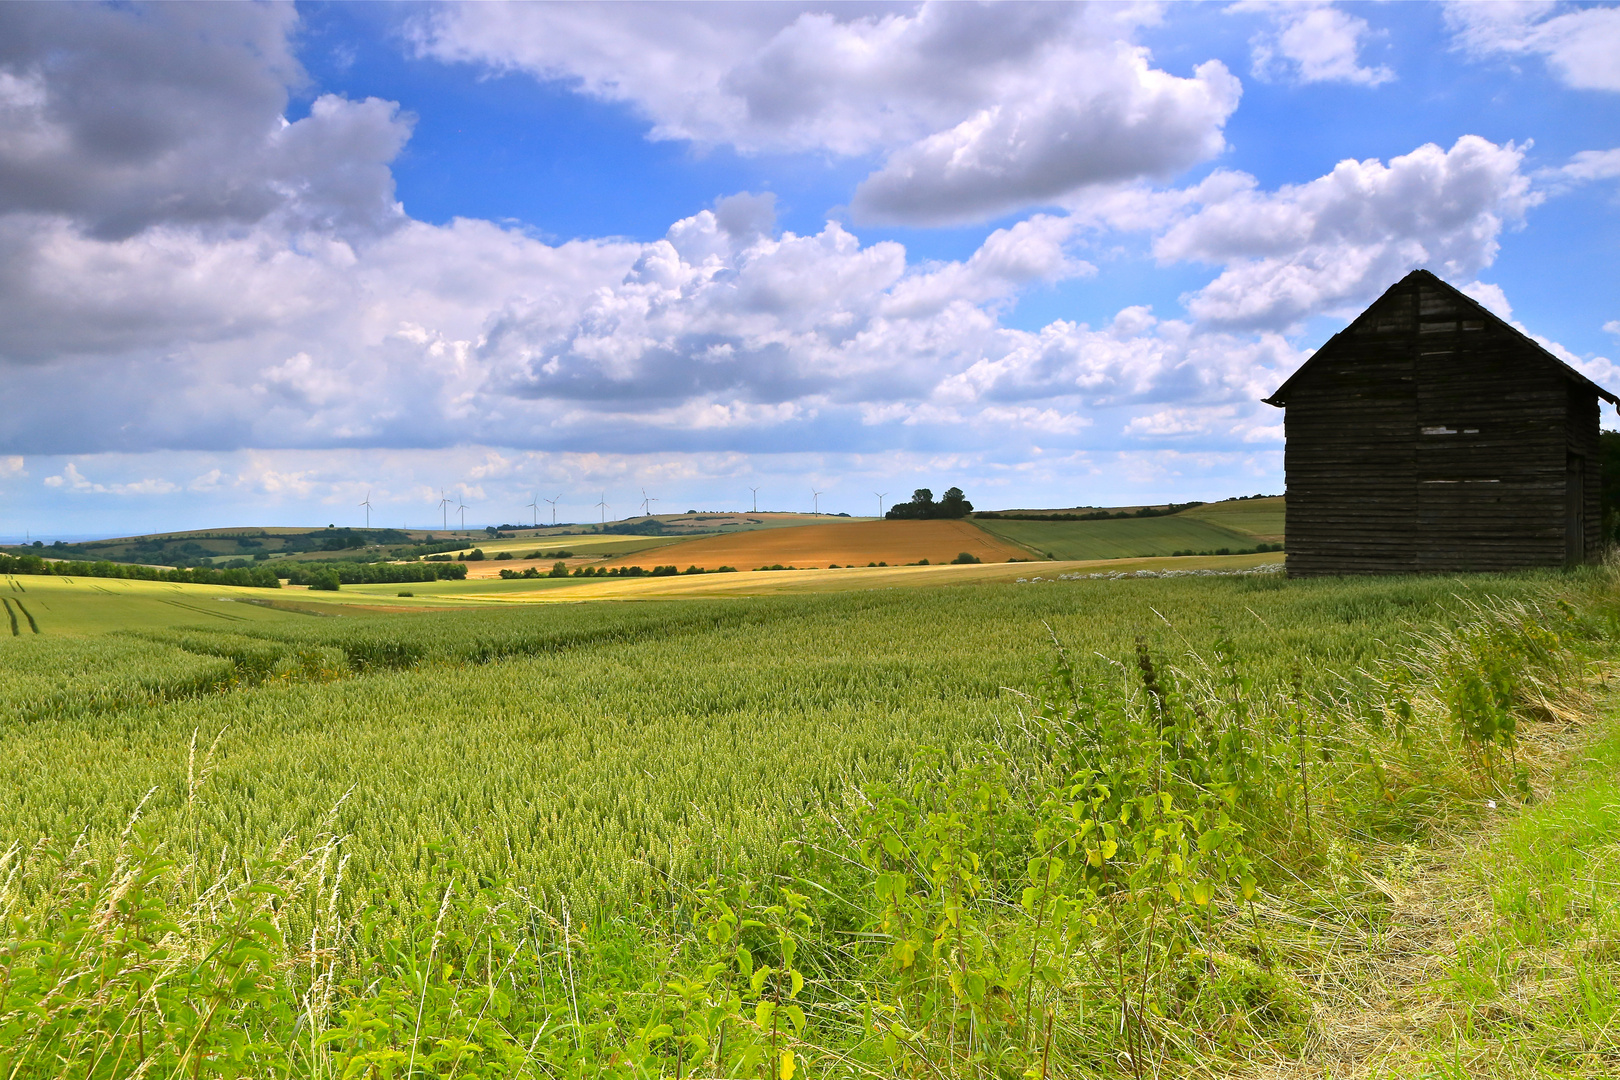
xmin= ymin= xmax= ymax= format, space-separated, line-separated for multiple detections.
xmin=2 ymin=569 xmax=1617 ymax=1077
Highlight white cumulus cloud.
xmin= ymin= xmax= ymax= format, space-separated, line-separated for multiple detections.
xmin=1150 ymin=136 xmax=1539 ymax=328
xmin=1447 ymin=2 xmax=1620 ymax=91
xmin=1240 ymin=2 xmax=1395 ymax=87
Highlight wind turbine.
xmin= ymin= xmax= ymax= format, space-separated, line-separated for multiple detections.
xmin=544 ymin=494 xmax=561 ymax=525
xmin=749 ymin=486 xmax=759 ymax=513
xmin=457 ymin=497 xmax=469 ymax=532
xmin=875 ymin=491 xmax=887 ymax=518
xmin=359 ymin=490 xmax=373 ymax=529
xmin=640 ymin=488 xmax=659 ymax=518
xmin=596 ymin=491 xmax=609 ymax=524
xmin=812 ymin=488 xmax=825 ymax=515
xmin=438 ymin=489 xmax=452 ymax=532
xmin=527 ymin=494 xmax=539 ymax=528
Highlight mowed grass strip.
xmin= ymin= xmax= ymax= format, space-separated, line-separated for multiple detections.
xmin=598 ymin=518 xmax=1029 ymax=570
xmin=975 ymin=513 xmax=1266 ymax=560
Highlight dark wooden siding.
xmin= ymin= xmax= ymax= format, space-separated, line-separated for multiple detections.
xmin=1275 ymin=272 xmax=1608 ymax=577
xmin=1569 ymin=385 xmax=1603 ymax=563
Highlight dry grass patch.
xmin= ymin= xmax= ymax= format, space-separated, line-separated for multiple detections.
xmin=1248 ymin=665 xmax=1620 ymax=1080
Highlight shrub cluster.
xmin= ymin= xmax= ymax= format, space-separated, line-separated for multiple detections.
xmin=884 ymin=486 xmax=973 ymax=520
xmin=1171 ymin=542 xmax=1284 ymax=557
xmin=570 ymin=564 xmax=738 ymax=577
xmin=283 ymin=561 xmax=468 ymax=588
xmin=500 ymin=562 xmax=573 ymax=580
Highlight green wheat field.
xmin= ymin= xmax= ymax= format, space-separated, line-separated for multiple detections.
xmin=3 ymin=567 xmax=1619 ymax=1077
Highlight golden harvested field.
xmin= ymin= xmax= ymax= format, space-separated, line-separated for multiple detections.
xmin=446 ymin=513 xmax=867 ymax=561
xmin=598 ymin=519 xmax=1031 ymax=570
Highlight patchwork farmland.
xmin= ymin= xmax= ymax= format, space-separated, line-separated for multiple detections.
xmin=598 ymin=517 xmax=1031 ymax=569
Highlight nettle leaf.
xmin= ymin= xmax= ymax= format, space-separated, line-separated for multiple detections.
xmin=735 ymin=945 xmax=753 ymax=976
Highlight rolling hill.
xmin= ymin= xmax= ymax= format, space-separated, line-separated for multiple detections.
xmin=972 ymin=497 xmax=1284 ymax=560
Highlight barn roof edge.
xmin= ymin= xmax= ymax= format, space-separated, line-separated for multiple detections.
xmin=1262 ymin=269 xmax=1619 ymax=408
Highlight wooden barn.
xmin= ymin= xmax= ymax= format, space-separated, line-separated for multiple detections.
xmin=1264 ymin=269 xmax=1616 ymax=576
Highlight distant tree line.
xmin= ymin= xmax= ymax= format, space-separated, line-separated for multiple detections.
xmin=976 ymin=501 xmax=1205 ymax=522
xmin=885 ymin=487 xmax=973 ymax=520
xmin=13 ymin=527 xmax=419 ymax=570
xmin=500 ymin=562 xmax=573 ymax=579
xmin=0 ymin=553 xmax=281 ymax=588
xmin=600 ymin=520 xmax=676 ymax=536
xmin=1170 ymin=542 xmax=1283 ymax=557
xmin=283 ymin=561 xmax=469 ymax=588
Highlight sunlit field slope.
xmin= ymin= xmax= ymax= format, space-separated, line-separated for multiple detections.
xmin=973 ymin=513 xmax=1266 ymax=560
xmin=1179 ymin=494 xmax=1286 ymax=541
xmin=1 ymin=574 xmax=308 ymax=637
xmin=597 ymin=518 xmax=1028 ymax=569
xmin=5 ymin=552 xmax=1281 ymax=634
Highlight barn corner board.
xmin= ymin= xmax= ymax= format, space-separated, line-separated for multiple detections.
xmin=1265 ymin=269 xmax=1617 ymax=577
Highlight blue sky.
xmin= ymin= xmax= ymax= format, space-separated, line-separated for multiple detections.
xmin=2 ymin=1 xmax=1618 ymax=538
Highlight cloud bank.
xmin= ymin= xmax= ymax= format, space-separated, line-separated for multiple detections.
xmin=414 ymin=1 xmax=1242 ymax=226
xmin=1 ymin=0 xmax=1609 ymax=529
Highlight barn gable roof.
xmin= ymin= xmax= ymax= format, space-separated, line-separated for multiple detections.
xmin=1263 ymin=269 xmax=1618 ymax=408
